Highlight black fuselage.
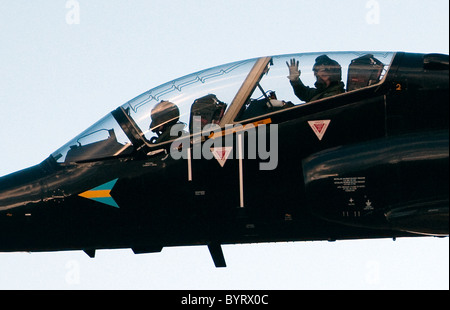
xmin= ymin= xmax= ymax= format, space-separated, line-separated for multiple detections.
xmin=1 ymin=52 xmax=448 ymax=260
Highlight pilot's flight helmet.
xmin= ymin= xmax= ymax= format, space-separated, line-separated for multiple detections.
xmin=313 ymin=55 xmax=342 ymax=82
xmin=150 ymin=100 xmax=180 ymax=131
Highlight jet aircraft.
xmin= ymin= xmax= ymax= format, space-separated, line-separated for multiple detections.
xmin=0 ymin=51 xmax=448 ymax=267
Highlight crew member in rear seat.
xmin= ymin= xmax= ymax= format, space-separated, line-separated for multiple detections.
xmin=287 ymin=55 xmax=345 ymax=102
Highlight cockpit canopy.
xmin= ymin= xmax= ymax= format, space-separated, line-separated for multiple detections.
xmin=51 ymin=51 xmax=395 ymax=164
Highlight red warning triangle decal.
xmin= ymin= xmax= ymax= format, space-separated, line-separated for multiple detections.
xmin=211 ymin=147 xmax=233 ymax=167
xmin=308 ymin=120 xmax=331 ymax=141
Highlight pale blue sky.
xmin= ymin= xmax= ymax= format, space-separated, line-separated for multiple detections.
xmin=0 ymin=0 xmax=448 ymax=289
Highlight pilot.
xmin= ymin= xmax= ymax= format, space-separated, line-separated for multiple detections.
xmin=287 ymin=55 xmax=345 ymax=102
xmin=150 ymin=100 xmax=184 ymax=143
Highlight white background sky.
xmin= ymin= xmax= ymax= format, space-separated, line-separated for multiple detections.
xmin=0 ymin=0 xmax=448 ymax=290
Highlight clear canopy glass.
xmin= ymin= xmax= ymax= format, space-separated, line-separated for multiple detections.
xmin=51 ymin=51 xmax=395 ymax=164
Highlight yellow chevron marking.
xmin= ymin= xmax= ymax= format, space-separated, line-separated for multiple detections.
xmin=79 ymin=190 xmax=111 ymax=199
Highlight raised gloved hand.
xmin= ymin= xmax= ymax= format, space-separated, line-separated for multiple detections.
xmin=286 ymin=58 xmax=300 ymax=82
